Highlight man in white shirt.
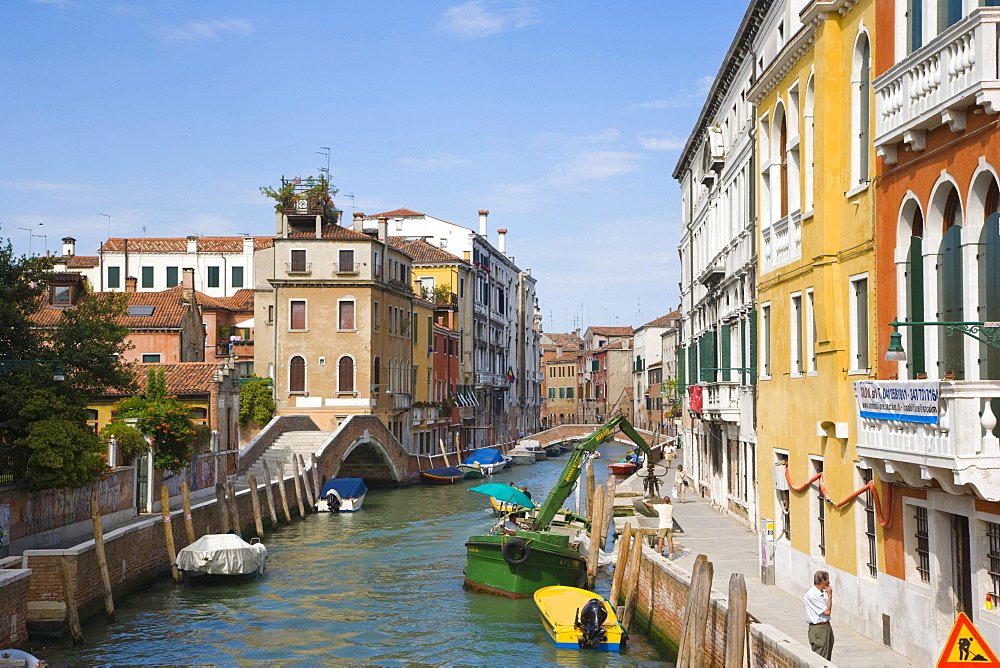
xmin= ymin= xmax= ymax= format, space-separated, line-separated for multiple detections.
xmin=803 ymin=570 xmax=834 ymax=659
xmin=643 ymin=495 xmax=675 ymax=557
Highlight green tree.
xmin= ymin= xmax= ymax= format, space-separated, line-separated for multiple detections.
xmin=111 ymin=368 xmax=197 ymax=472
xmin=0 ymin=230 xmax=134 ymax=489
xmin=239 ymin=376 xmax=275 ymax=426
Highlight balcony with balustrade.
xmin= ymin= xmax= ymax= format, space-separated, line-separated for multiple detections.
xmin=700 ymin=382 xmax=744 ymax=422
xmin=855 ymin=380 xmax=1000 ymax=501
xmin=874 ymin=8 xmax=1000 ymax=164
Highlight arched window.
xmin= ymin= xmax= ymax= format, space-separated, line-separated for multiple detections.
xmin=804 ymin=75 xmax=815 ymax=210
xmin=289 ymin=355 xmax=306 ymax=393
xmin=938 ymin=186 xmax=964 ymax=379
xmin=779 ymin=113 xmax=789 ymax=218
xmin=979 ymin=177 xmax=1000 ymax=389
xmin=902 ymin=201 xmax=927 ymax=378
xmin=853 ymin=32 xmax=871 ymax=187
xmin=338 ymin=356 xmax=355 ymax=393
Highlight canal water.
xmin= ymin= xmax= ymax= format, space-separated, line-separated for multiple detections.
xmin=37 ymin=441 xmax=671 ymax=666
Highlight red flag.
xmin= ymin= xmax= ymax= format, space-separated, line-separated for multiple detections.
xmin=688 ymin=385 xmax=703 ymax=414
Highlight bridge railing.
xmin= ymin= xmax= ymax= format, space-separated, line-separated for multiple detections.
xmin=238 ymin=415 xmax=321 ymax=475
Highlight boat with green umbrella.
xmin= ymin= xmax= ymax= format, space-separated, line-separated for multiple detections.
xmin=463 ymin=415 xmax=664 ymax=598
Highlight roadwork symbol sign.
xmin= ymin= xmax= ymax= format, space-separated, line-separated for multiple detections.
xmin=938 ymin=612 xmax=1000 ymax=666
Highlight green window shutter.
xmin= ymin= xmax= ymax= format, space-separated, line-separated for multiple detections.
xmin=700 ymin=331 xmax=717 ymax=382
xmin=141 ymin=266 xmax=154 ymax=288
xmin=909 ymin=235 xmax=926 ymax=377
xmin=107 ymin=266 xmax=120 ymax=288
xmin=749 ymin=310 xmax=758 ymax=385
xmin=207 ymin=266 xmax=220 ymax=288
xmin=592 ymin=359 xmax=599 ymax=372
xmin=166 ymin=266 xmax=179 ymax=288
xmin=720 ymin=324 xmax=732 ymax=382
xmin=231 ymin=266 xmax=244 ymax=288
xmin=688 ymin=344 xmax=698 ymax=386
xmin=549 ymin=387 xmax=555 ymax=399
xmin=567 ymin=387 xmax=574 ymax=398
xmin=940 ymin=224 xmax=965 ymax=378
xmin=677 ymin=347 xmax=686 ymax=397
xmin=559 ymin=387 xmax=565 ymax=398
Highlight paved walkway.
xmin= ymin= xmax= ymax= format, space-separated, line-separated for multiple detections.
xmin=620 ymin=481 xmax=916 ymax=667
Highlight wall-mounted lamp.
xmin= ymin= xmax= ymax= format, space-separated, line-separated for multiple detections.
xmin=884 ymin=320 xmax=1000 ymax=362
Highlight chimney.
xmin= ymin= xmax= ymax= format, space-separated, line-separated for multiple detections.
xmin=186 ymin=235 xmax=199 ymax=253
xmin=478 ymin=209 xmax=489 ymax=236
xmin=377 ymin=217 xmax=388 ymax=243
xmin=242 ymin=236 xmax=254 ymax=254
xmin=61 ymin=237 xmax=76 ymax=257
xmin=353 ymin=212 xmax=365 ymax=232
xmin=125 ymin=276 xmax=137 ymax=293
xmin=497 ymin=228 xmax=507 ymax=254
xmin=182 ymin=267 xmax=196 ymax=305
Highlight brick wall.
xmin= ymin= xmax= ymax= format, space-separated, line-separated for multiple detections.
xmin=621 ymin=546 xmax=829 ymax=667
xmin=0 ymin=570 xmax=30 ymax=648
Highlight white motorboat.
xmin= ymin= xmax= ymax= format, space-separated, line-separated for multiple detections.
xmin=507 ymin=447 xmax=537 ymax=465
xmin=517 ymin=439 xmax=547 ymax=461
xmin=176 ymin=533 xmax=267 ymax=582
xmin=456 ymin=448 xmax=509 ymax=478
xmin=316 ymin=477 xmax=367 ymax=512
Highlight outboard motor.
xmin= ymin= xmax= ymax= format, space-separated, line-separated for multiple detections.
xmin=326 ymin=491 xmax=341 ymax=512
xmin=575 ymin=598 xmax=608 ymax=649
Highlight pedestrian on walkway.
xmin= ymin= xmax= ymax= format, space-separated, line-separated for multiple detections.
xmin=804 ymin=570 xmax=834 ymax=660
xmin=643 ymin=495 xmax=675 ymax=557
xmin=674 ymin=465 xmax=689 ymax=503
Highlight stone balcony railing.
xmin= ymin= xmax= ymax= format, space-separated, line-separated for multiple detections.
xmin=475 ymin=372 xmax=509 ymax=388
xmin=390 ymin=392 xmax=412 ymax=410
xmin=856 ymin=380 xmax=1000 ymax=501
xmin=874 ymin=8 xmax=1000 ymax=163
xmin=701 ymin=382 xmax=743 ymax=422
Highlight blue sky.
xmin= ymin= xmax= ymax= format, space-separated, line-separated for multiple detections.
xmin=3 ymin=0 xmax=743 ymax=333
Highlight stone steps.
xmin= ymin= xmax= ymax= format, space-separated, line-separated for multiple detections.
xmin=240 ymin=431 xmax=333 ymax=486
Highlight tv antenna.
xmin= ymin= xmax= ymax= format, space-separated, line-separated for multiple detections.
xmin=317 ymin=147 xmax=331 ymax=179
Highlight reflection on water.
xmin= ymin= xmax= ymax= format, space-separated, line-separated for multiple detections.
xmin=36 ymin=442 xmax=670 ymax=666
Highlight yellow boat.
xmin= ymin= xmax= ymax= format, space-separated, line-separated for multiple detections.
xmin=533 ymin=586 xmax=627 ymax=653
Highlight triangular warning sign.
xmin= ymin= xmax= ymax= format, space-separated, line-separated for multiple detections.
xmin=938 ymin=612 xmax=1000 ymax=666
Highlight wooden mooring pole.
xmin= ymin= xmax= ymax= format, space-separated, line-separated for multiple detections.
xmin=58 ymin=557 xmax=84 ymax=644
xmin=585 ymin=459 xmax=595 ymax=520
xmin=226 ymin=479 xmax=242 ymax=537
xmin=291 ymin=456 xmax=306 ymax=518
xmin=214 ymin=483 xmax=230 ymax=533
xmin=89 ymin=487 xmax=115 ymax=622
xmin=311 ymin=453 xmax=321 ymax=501
xmin=298 ymin=454 xmax=315 ymax=508
xmin=247 ymin=473 xmax=265 ymax=537
xmin=180 ymin=481 xmax=196 ymax=544
xmin=621 ymin=530 xmax=644 ymax=631
xmin=275 ymin=461 xmax=293 ymax=524
xmin=677 ymin=554 xmax=714 ymax=668
xmin=601 ymin=476 xmax=615 ymax=549
xmin=724 ymin=573 xmax=748 ymax=668
xmin=610 ymin=522 xmax=633 ymax=608
xmin=586 ymin=485 xmax=606 ymax=589
xmin=160 ymin=486 xmax=180 ymax=582
xmin=261 ymin=460 xmax=279 ymax=527
xmin=438 ymin=439 xmax=452 ymax=467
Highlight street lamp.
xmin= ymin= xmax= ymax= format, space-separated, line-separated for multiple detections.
xmin=884 ymin=320 xmax=1000 ymax=362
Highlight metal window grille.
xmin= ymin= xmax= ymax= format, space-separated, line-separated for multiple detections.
xmin=818 ymin=493 xmax=826 ymax=557
xmin=988 ymin=522 xmax=1000 ymax=602
xmin=915 ymin=506 xmax=930 ymax=583
xmin=779 ymin=490 xmax=791 ymax=540
xmin=861 ymin=469 xmax=878 ymax=578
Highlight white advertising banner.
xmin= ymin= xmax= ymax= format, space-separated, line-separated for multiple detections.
xmin=855 ymin=380 xmax=940 ymax=424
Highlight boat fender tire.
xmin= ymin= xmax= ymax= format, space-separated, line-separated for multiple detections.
xmin=502 ymin=537 xmax=531 ymax=566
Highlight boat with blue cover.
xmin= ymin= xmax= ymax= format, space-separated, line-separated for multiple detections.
xmin=316 ymin=477 xmax=368 ymax=512
xmin=420 ymin=466 xmax=466 ymax=484
xmin=456 ymin=447 xmax=509 ymax=478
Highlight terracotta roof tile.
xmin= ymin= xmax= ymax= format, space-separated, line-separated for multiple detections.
xmin=641 ymin=310 xmax=681 ymax=328
xmin=48 ymin=255 xmax=100 ymax=268
xmin=368 ymin=208 xmax=425 ymax=218
xmin=590 ymin=326 xmax=634 ymax=336
xmin=100 ymin=363 xmax=220 ymax=397
xmin=386 ymin=238 xmax=467 ymax=265
xmin=218 ymin=289 xmax=254 ymax=312
xmin=99 ymin=236 xmax=274 ymax=253
xmin=31 ymin=291 xmax=192 ymax=329
xmin=285 ymin=225 xmax=372 ymax=241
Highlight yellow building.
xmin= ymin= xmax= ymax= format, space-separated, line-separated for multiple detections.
xmin=543 ymin=355 xmax=579 ymax=427
xmin=751 ymin=0 xmax=878 ymax=634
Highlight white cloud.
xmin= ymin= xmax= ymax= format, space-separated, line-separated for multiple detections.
xmin=439 ymin=0 xmax=539 ymax=38
xmin=32 ymin=0 xmax=74 ymax=7
xmin=0 ymin=180 xmax=87 ymax=193
xmin=398 ymin=154 xmax=476 ymax=170
xmin=540 ymin=151 xmax=639 ymax=189
xmin=637 ymin=135 xmax=686 ymax=151
xmin=630 ymin=74 xmax=716 ymax=110
xmin=158 ymin=19 xmax=253 ymax=42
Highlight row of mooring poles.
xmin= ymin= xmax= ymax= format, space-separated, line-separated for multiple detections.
xmin=68 ymin=454 xmax=324 ymax=644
